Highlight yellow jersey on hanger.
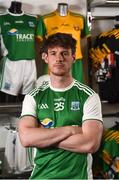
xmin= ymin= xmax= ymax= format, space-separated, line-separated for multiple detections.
xmin=36 ymin=11 xmax=91 ymax=59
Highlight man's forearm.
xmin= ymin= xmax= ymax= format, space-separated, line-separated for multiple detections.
xmin=19 ymin=118 xmax=82 ymax=148
xmin=57 ymin=133 xmax=99 ymax=153
xmin=19 ymin=126 xmax=71 ymax=148
xmin=57 ymin=121 xmax=103 ymax=153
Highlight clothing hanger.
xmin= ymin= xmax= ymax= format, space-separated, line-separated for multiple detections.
xmin=8 ymin=1 xmax=22 ymax=14
xmin=57 ymin=3 xmax=68 ymax=16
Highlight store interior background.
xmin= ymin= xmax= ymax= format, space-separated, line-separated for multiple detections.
xmin=0 ymin=0 xmax=118 ymax=116
xmin=1 ymin=0 xmax=119 ymax=90
xmin=0 ymin=0 xmax=119 ymax=178
xmin=0 ymin=0 xmax=88 ymax=178
xmin=0 ymin=0 xmax=88 ymax=81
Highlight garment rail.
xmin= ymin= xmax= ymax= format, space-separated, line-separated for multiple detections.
xmin=0 ymin=103 xmax=22 ymax=114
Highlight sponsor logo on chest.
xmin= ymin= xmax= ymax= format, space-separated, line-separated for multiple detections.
xmin=7 ymin=28 xmax=34 ymax=41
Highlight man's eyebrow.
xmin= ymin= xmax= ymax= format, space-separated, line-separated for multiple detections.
xmin=49 ymin=50 xmax=56 ymax=53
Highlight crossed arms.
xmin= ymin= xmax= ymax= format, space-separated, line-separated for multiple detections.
xmin=18 ymin=116 xmax=103 ymax=153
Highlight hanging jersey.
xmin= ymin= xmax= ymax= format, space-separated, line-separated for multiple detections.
xmin=90 ymin=27 xmax=119 ymax=102
xmin=93 ymin=128 xmax=119 ymax=179
xmin=21 ymin=79 xmax=103 ymax=179
xmin=90 ymin=28 xmax=119 ymax=67
xmin=36 ymin=11 xmax=91 ymax=59
xmin=0 ymin=10 xmax=37 ymax=61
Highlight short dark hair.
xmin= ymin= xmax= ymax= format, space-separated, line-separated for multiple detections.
xmin=41 ymin=33 xmax=76 ymax=54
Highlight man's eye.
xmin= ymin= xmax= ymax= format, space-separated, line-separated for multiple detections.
xmin=63 ymin=52 xmax=69 ymax=56
xmin=50 ymin=52 xmax=56 ymax=55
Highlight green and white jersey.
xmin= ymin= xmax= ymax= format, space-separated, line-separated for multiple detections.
xmin=21 ymin=79 xmax=103 ymax=179
xmin=0 ymin=10 xmax=37 ymax=61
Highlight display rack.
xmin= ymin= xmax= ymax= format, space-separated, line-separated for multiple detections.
xmin=90 ymin=0 xmax=119 ymax=8
xmin=88 ymin=0 xmax=119 ymax=115
xmin=0 ymin=103 xmax=22 ymax=114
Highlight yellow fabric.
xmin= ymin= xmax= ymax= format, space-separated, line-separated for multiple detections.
xmin=42 ymin=11 xmax=88 ymax=59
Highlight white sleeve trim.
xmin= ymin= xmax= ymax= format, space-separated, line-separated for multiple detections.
xmin=21 ymin=94 xmax=36 ymax=117
xmin=83 ymin=93 xmax=103 ymax=122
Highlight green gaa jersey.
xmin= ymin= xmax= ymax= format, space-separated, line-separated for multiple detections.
xmin=0 ymin=10 xmax=37 ymax=61
xmin=21 ymin=79 xmax=103 ymax=179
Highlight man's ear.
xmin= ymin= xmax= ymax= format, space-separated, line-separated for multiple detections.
xmin=42 ymin=52 xmax=48 ymax=63
xmin=73 ymin=55 xmax=76 ymax=63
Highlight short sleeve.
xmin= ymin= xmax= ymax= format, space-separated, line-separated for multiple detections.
xmin=83 ymin=93 xmax=103 ymax=122
xmin=36 ymin=16 xmax=46 ymax=40
xmin=21 ymin=94 xmax=36 ymax=118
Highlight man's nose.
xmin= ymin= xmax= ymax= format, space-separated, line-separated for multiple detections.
xmin=56 ymin=54 xmax=64 ymax=62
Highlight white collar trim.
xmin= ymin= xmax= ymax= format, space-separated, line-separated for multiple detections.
xmin=49 ymin=79 xmax=74 ymax=92
xmin=7 ymin=9 xmax=24 ymax=16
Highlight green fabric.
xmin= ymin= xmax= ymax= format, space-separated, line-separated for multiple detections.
xmin=0 ymin=57 xmax=7 ymax=89
xmin=72 ymin=59 xmax=84 ymax=83
xmin=28 ymin=80 xmax=95 ymax=179
xmin=0 ymin=12 xmax=36 ymax=60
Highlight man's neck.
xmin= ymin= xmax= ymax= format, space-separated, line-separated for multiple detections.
xmin=50 ymin=74 xmax=73 ymax=89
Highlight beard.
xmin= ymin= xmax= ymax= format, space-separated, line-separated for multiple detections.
xmin=52 ymin=71 xmax=66 ymax=76
xmin=50 ymin=66 xmax=70 ymax=76
xmin=48 ymin=61 xmax=72 ymax=77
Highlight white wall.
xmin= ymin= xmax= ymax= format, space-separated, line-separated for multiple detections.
xmin=0 ymin=0 xmax=87 ymax=15
xmin=90 ymin=5 xmax=119 ymax=37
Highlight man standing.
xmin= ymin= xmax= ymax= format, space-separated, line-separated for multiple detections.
xmin=18 ymin=33 xmax=103 ymax=179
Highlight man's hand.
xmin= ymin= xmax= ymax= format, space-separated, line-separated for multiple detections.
xmin=67 ymin=125 xmax=82 ymax=135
